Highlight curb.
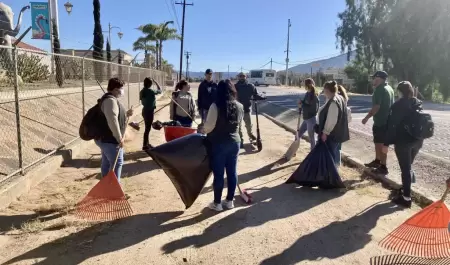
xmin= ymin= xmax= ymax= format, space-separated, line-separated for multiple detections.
xmin=0 ymin=93 xmax=166 ymax=210
xmin=261 ymin=112 xmax=435 ymax=207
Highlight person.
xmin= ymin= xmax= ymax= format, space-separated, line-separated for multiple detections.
xmin=383 ymin=81 xmax=423 ymax=208
xmin=201 ymin=79 xmax=243 ymax=212
xmin=197 ymin=69 xmax=217 ymax=123
xmin=317 ymin=81 xmax=350 ymax=165
xmin=140 ymin=77 xmax=162 ymax=150
xmin=362 ymin=71 xmax=395 ymax=175
xmin=235 ymin=72 xmax=257 ymax=148
xmin=334 ymin=85 xmax=350 ymax=167
xmin=95 ymin=77 xmax=133 ymax=182
xmin=297 ymin=78 xmax=319 ymax=150
xmin=170 ymin=80 xmax=196 ymax=127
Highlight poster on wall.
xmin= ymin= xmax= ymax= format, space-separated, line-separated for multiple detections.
xmin=30 ymin=2 xmax=50 ymax=40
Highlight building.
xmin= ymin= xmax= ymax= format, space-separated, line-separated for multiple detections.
xmin=60 ymin=49 xmax=133 ymax=64
xmin=323 ymin=67 xmax=354 ymax=87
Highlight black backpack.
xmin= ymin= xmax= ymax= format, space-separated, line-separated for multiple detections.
xmin=403 ymin=107 xmax=434 ymax=140
xmin=79 ymin=95 xmax=113 ymax=141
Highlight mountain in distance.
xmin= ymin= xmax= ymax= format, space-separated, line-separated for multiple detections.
xmin=185 ymin=71 xmax=240 ymax=79
xmin=286 ymin=52 xmax=356 ymax=74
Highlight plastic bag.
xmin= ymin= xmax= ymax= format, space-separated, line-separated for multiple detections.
xmin=286 ymin=141 xmax=345 ymax=189
xmin=146 ymin=133 xmax=212 ymax=209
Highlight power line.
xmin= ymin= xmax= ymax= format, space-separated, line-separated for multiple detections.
xmin=170 ymin=0 xmax=182 ymax=32
xmin=175 ymin=0 xmax=193 ymax=81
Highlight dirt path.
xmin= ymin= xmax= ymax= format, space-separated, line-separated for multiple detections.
xmin=0 ymin=98 xmax=421 ymax=265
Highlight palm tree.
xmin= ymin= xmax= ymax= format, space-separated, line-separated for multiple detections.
xmin=161 ymin=59 xmax=174 ymax=77
xmin=136 ymin=23 xmax=159 ymax=68
xmin=132 ymin=37 xmax=157 ymax=68
xmin=155 ymin=21 xmax=180 ymax=70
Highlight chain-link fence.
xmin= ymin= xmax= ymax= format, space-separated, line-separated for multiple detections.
xmin=0 ymin=45 xmax=166 ymax=183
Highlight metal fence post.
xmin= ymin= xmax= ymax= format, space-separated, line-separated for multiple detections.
xmin=81 ymin=57 xmax=86 ymax=116
xmin=12 ymin=47 xmax=24 ymax=175
xmin=127 ymin=66 xmax=131 ymax=109
xmin=138 ymin=71 xmax=141 ymax=107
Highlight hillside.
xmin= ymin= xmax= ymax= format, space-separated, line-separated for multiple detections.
xmin=287 ymin=52 xmax=356 ymax=74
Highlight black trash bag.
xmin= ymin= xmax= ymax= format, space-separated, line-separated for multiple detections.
xmin=286 ymin=141 xmax=345 ymax=189
xmin=146 ymin=133 xmax=212 ymax=209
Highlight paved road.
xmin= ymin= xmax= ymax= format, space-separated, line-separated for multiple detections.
xmin=258 ymin=86 xmax=450 ymax=160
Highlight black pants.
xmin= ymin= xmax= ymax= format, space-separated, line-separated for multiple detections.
xmin=142 ymin=108 xmax=155 ymax=147
xmin=394 ymin=140 xmax=423 ymax=197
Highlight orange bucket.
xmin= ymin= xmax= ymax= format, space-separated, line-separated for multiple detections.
xmin=164 ymin=126 xmax=197 ymax=142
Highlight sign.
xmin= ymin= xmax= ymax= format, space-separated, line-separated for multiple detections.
xmin=30 ymin=2 xmax=50 ymax=40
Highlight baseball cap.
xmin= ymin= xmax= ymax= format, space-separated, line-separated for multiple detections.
xmin=372 ymin=70 xmax=388 ymax=79
xmin=205 ymin=69 xmax=213 ymax=75
xmin=238 ymin=72 xmax=246 ymax=77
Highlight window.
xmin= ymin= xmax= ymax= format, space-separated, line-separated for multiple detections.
xmin=265 ymin=72 xmax=275 ymax=77
xmin=251 ymin=71 xmax=263 ymax=78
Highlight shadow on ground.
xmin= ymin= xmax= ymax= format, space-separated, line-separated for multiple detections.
xmin=259 ymin=202 xmax=398 ymax=265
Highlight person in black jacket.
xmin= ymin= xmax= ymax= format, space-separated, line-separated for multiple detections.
xmin=297 ymin=78 xmax=319 ymax=150
xmin=383 ymin=81 xmax=423 ymax=208
xmin=197 ymin=69 xmax=217 ymax=123
xmin=235 ymin=72 xmax=257 ymax=148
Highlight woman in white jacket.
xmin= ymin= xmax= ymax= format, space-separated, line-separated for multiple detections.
xmin=317 ymin=81 xmax=350 ymax=167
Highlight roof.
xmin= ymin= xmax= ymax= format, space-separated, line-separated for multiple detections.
xmin=12 ymin=38 xmax=46 ymax=53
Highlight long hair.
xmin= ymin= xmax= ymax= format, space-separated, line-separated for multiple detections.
xmin=337 ymin=85 xmax=349 ymax=102
xmin=397 ymin=81 xmax=414 ymax=98
xmin=215 ymin=79 xmax=239 ymax=125
xmin=304 ymin=78 xmax=318 ymax=97
xmin=324 ymin=80 xmax=338 ymax=94
xmin=175 ymin=80 xmax=188 ymax=91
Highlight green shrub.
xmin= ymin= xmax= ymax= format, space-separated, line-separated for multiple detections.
xmin=17 ymin=53 xmax=50 ymax=83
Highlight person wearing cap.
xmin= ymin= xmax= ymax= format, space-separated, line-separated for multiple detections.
xmin=362 ymin=70 xmax=395 ymax=175
xmin=382 ymin=81 xmax=423 ymax=208
xmin=235 ymin=72 xmax=258 ymax=148
xmin=197 ymin=69 xmax=218 ymax=123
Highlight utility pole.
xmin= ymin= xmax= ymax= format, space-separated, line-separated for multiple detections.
xmin=228 ymin=65 xmax=230 ymax=78
xmin=184 ymin=51 xmax=191 ymax=79
xmin=270 ymin=58 xmax=273 ymax=70
xmin=176 ymin=0 xmax=193 ymax=81
xmin=285 ymin=19 xmax=291 ymax=86
xmin=241 ymin=66 xmax=243 ymax=73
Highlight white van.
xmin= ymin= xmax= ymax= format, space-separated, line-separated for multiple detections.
xmin=247 ymin=69 xmax=277 ymax=86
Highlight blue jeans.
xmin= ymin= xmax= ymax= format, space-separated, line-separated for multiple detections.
xmin=200 ymin=109 xmax=209 ymax=123
xmin=94 ymin=140 xmax=124 ymax=182
xmin=174 ymin=115 xmax=193 ymax=127
xmin=298 ymin=117 xmax=316 ymax=150
xmin=210 ymin=141 xmax=240 ymax=204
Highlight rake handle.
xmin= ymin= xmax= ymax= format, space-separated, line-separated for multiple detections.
xmin=171 ymin=96 xmax=199 ymax=126
xmin=111 ymin=117 xmax=130 ymax=171
xmin=440 ymin=186 xmax=450 ymax=202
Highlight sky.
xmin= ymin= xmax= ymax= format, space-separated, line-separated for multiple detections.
xmin=6 ymin=0 xmax=346 ymax=72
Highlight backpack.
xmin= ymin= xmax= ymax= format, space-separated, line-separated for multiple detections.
xmin=79 ymin=95 xmax=113 ymax=141
xmin=403 ymin=107 xmax=434 ymax=140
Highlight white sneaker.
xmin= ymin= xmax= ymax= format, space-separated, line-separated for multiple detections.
xmin=222 ymin=200 xmax=234 ymax=209
xmin=208 ymin=202 xmax=223 ymax=212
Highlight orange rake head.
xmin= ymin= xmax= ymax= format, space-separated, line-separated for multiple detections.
xmin=379 ymin=187 xmax=450 ymax=258
xmin=75 ymin=170 xmax=133 ymax=221
xmin=370 ymin=254 xmax=450 ymax=265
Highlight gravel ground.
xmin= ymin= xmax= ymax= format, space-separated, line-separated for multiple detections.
xmin=0 ymin=97 xmax=423 ymax=265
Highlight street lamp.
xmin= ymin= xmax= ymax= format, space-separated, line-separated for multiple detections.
xmin=117 ymin=31 xmax=123 ymax=39
xmin=64 ymin=1 xmax=73 ymax=15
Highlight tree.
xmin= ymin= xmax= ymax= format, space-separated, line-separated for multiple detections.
xmin=118 ymin=49 xmax=123 ymax=79
xmin=161 ymin=59 xmax=174 ymax=77
xmin=52 ymin=19 xmax=64 ymax=87
xmin=132 ymin=37 xmax=157 ymax=68
xmin=92 ymin=0 xmax=104 ymax=81
xmin=106 ymin=38 xmax=112 ymax=79
xmin=136 ymin=24 xmax=159 ymax=68
xmin=155 ymin=21 xmax=180 ymax=70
